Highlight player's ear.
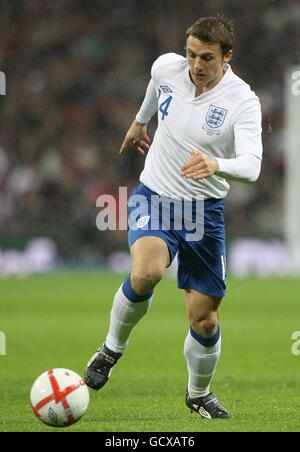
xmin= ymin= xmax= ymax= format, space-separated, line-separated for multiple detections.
xmin=223 ymin=50 xmax=233 ymax=63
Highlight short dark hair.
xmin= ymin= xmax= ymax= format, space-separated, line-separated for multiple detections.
xmin=186 ymin=16 xmax=234 ymax=56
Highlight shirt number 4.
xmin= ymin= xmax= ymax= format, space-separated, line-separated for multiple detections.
xmin=158 ymin=93 xmax=173 ymax=121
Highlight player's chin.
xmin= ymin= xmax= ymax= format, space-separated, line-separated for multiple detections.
xmin=193 ymin=74 xmax=207 ymax=83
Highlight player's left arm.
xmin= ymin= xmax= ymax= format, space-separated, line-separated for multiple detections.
xmin=181 ymin=150 xmax=220 ymax=180
xmin=181 ymin=97 xmax=263 ymax=183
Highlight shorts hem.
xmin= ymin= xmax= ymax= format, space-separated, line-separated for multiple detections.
xmin=177 ymin=281 xmax=226 ymax=299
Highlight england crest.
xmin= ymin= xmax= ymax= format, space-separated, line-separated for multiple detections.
xmin=206 ymin=104 xmax=227 ymax=129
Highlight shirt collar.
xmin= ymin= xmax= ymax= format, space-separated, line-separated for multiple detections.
xmin=184 ymin=63 xmax=233 ymax=99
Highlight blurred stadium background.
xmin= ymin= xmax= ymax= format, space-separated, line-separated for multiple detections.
xmin=0 ymin=0 xmax=299 ymax=276
xmin=1 ymin=0 xmax=300 ymax=433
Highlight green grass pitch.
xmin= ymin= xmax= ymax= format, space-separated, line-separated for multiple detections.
xmin=1 ymin=272 xmax=300 ymax=432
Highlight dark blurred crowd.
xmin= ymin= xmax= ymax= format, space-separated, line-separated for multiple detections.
xmin=0 ymin=0 xmax=299 ymax=259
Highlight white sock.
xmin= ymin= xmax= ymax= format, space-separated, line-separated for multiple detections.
xmin=184 ymin=328 xmax=221 ymax=399
xmin=105 ymin=285 xmax=152 ymax=354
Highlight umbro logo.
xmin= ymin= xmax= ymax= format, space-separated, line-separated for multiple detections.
xmin=192 ymin=403 xmax=211 ymax=419
xmin=48 ymin=407 xmax=58 ymax=424
xmin=198 ymin=407 xmax=212 ymax=419
xmin=160 ymin=85 xmax=173 ymax=93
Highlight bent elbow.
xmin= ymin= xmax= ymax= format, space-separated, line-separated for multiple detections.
xmin=246 ymin=159 xmax=261 ymax=183
xmin=246 ymin=170 xmax=261 ymax=183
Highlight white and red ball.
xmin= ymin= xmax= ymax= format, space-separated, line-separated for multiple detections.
xmin=30 ymin=369 xmax=89 ymax=427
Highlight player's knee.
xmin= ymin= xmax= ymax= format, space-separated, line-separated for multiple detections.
xmin=190 ymin=315 xmax=219 ymax=339
xmin=131 ymin=268 xmax=164 ymax=295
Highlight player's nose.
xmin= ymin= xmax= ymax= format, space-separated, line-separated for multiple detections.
xmin=194 ymin=57 xmax=203 ymax=70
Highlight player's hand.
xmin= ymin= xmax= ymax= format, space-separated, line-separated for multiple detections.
xmin=181 ymin=150 xmax=220 ymax=180
xmin=119 ymin=120 xmax=151 ymax=156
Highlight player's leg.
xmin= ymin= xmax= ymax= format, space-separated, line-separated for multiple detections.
xmin=177 ymin=197 xmax=229 ymax=418
xmin=184 ymin=289 xmax=222 ymax=398
xmin=105 ymin=236 xmax=170 ymax=352
xmin=183 ymin=289 xmax=230 ymax=419
xmin=85 ymin=236 xmax=170 ymax=390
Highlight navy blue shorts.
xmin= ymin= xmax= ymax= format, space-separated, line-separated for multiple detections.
xmin=127 ymin=183 xmax=226 ymax=298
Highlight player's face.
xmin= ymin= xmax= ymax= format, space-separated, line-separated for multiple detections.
xmin=186 ymin=36 xmax=232 ymax=89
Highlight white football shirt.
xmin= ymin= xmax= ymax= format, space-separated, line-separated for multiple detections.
xmin=136 ymin=53 xmax=263 ymax=200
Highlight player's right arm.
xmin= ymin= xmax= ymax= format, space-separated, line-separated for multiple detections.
xmin=118 ymin=119 xmax=151 ymax=156
xmin=119 ymin=53 xmax=181 ymax=156
xmin=119 ymin=79 xmax=158 ymax=156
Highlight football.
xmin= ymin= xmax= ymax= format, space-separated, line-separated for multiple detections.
xmin=30 ymin=368 xmax=90 ymax=427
